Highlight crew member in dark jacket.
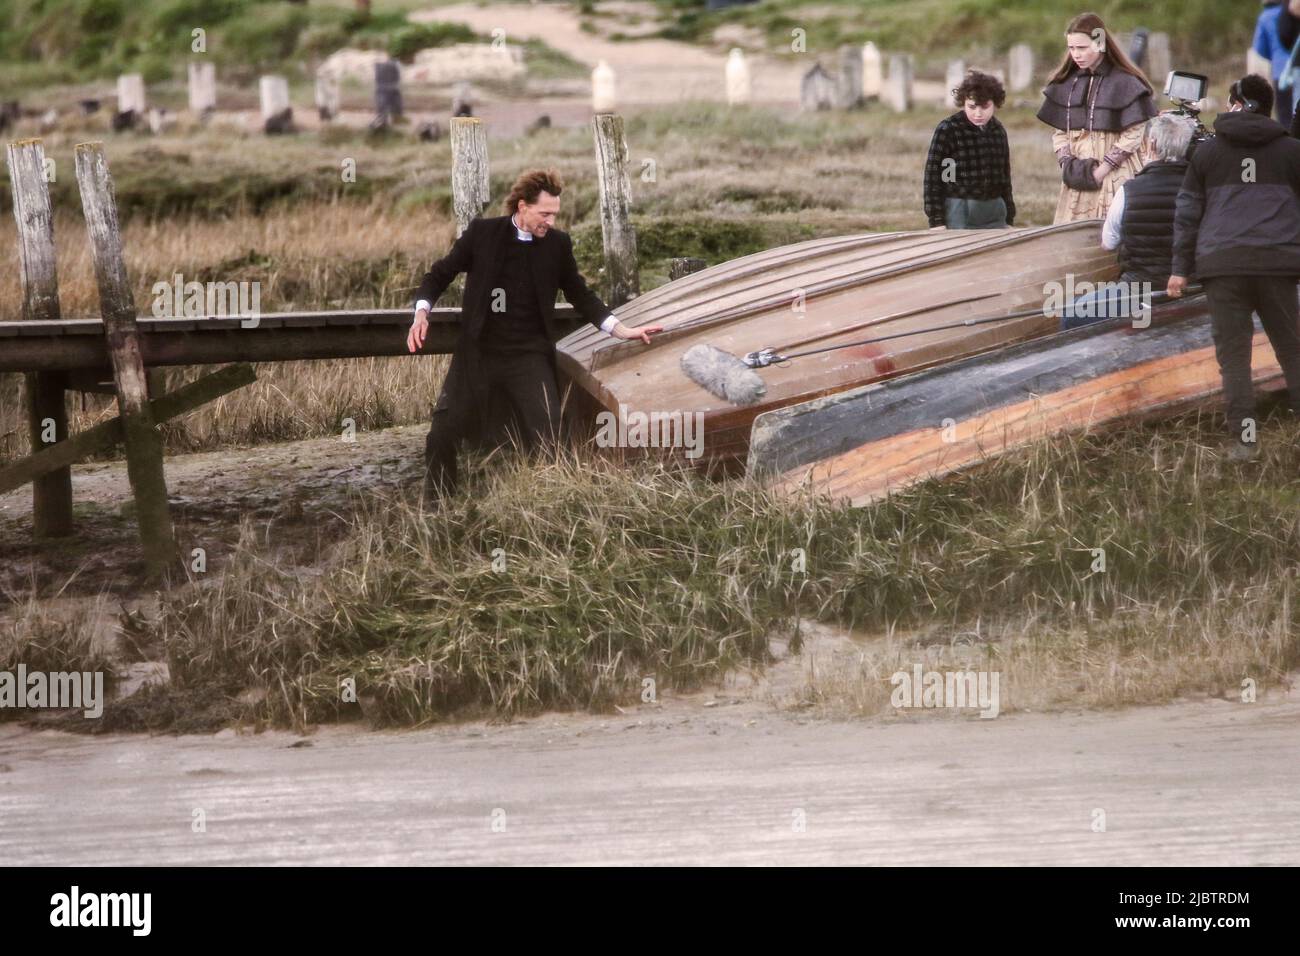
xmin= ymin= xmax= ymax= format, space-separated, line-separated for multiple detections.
xmin=923 ymin=70 xmax=1015 ymax=229
xmin=407 ymin=167 xmax=660 ymax=498
xmin=1168 ymin=75 xmax=1300 ymax=460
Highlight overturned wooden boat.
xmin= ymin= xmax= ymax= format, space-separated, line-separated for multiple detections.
xmin=750 ymin=301 xmax=1287 ymax=506
xmin=557 ymin=222 xmax=1119 ymax=472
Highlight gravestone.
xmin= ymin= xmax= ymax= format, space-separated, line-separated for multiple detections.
xmin=374 ymin=58 xmax=403 ymax=121
xmin=801 ymin=63 xmax=835 ymax=111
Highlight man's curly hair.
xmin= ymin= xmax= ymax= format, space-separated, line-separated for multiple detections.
xmin=503 ymin=167 xmax=564 ymax=213
xmin=952 ymin=70 xmax=1006 ymax=109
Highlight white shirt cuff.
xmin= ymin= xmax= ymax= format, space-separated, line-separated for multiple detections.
xmin=414 ymin=299 xmax=432 ymax=320
xmin=599 ymin=315 xmax=619 ymax=334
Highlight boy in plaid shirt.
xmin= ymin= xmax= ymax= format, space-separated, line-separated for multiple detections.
xmin=923 ymin=71 xmax=1016 ymax=229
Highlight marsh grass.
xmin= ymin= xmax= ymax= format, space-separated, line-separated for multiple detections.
xmin=44 ymin=404 xmax=1294 ymax=730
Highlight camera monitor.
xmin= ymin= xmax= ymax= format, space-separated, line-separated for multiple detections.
xmin=1163 ymin=71 xmax=1208 ymax=103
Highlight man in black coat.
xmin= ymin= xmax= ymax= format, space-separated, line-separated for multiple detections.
xmin=407 ymin=167 xmax=660 ymax=497
xmin=1168 ymin=75 xmax=1300 ymax=460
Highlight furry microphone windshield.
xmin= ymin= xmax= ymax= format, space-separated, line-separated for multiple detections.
xmin=679 ymin=343 xmax=767 ymax=406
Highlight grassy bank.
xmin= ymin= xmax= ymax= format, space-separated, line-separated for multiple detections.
xmin=12 ymin=403 xmax=1296 ymax=732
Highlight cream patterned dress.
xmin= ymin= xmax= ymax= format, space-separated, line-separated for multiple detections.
xmin=1051 ymin=124 xmax=1146 ymax=223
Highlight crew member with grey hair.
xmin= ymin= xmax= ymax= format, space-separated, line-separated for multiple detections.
xmin=1060 ymin=112 xmax=1194 ymax=329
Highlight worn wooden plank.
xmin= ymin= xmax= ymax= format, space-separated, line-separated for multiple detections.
xmin=756 ymin=314 xmax=1284 ymax=506
xmin=75 ymin=141 xmax=177 ymax=580
xmin=450 ymin=117 xmax=489 ymax=236
xmin=592 ymin=113 xmax=639 ymax=309
xmin=6 ymin=137 xmax=73 ymax=536
xmin=0 ymin=364 xmax=257 ymax=496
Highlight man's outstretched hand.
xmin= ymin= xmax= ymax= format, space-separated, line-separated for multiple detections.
xmin=407 ymin=309 xmax=429 ymax=353
xmin=612 ymin=321 xmax=663 ymax=345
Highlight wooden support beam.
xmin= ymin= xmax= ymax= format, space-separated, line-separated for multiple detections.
xmin=592 ymin=113 xmax=639 ymax=308
xmin=6 ymin=137 xmax=73 ymax=537
xmin=0 ymin=364 xmax=257 ymax=497
xmin=450 ymin=117 xmax=489 ymax=236
xmin=74 ymin=141 xmax=177 ymax=581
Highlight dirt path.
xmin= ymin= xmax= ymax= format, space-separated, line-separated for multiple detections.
xmin=2 ymin=682 xmax=1296 ymax=865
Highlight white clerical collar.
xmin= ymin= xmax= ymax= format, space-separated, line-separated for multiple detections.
xmin=510 ymin=214 xmax=533 ymax=242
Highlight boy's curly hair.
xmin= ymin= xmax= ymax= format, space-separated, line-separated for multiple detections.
xmin=952 ymin=70 xmax=1006 ymax=109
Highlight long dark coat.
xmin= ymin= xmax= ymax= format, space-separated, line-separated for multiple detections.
xmin=413 ymin=214 xmax=613 ymax=438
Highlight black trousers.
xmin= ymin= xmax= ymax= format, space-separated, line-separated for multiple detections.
xmin=1203 ymin=275 xmax=1300 ymax=437
xmin=424 ymin=349 xmax=561 ymax=494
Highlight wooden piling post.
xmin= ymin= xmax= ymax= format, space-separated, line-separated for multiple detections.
xmin=592 ymin=113 xmax=639 ymax=308
xmin=6 ymin=138 xmax=73 ymax=537
xmin=74 ymin=141 xmax=176 ymax=580
xmin=450 ymin=117 xmax=489 ymax=236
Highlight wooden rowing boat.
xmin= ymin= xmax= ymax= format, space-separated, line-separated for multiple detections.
xmin=750 ymin=301 xmax=1287 ymax=506
xmin=556 ymin=222 xmax=1119 ymax=472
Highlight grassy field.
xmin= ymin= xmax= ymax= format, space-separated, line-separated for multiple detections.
xmin=1 ymin=7 xmax=1293 ymax=732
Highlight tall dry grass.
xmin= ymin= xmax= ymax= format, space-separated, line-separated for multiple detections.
xmin=60 ymin=407 xmax=1297 ymax=730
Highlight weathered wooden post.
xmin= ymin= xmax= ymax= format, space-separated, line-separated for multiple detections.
xmin=188 ymin=61 xmax=216 ymax=115
xmin=861 ymin=42 xmax=883 ymax=101
xmin=1008 ymin=44 xmax=1034 ymax=92
xmin=6 ymin=138 xmax=72 ymax=537
xmin=835 ymin=44 xmax=863 ymax=109
xmin=74 ymin=142 xmax=177 ymax=580
xmin=884 ymin=54 xmax=913 ymax=112
xmin=449 ymin=116 xmax=489 ymax=236
xmin=725 ymin=48 xmax=751 ymax=106
xmin=669 ymin=257 xmax=706 ymax=280
xmin=592 ymin=60 xmax=616 ymax=113
xmin=592 ymin=113 xmax=639 ymax=308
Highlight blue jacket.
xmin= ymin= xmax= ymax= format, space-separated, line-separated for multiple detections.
xmin=1254 ymin=4 xmax=1291 ymax=82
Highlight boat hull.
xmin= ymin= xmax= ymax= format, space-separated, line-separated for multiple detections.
xmin=749 ymin=300 xmax=1287 ymax=506
xmin=556 ymin=222 xmax=1121 ymax=472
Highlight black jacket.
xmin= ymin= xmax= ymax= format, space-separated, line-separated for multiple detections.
xmin=1172 ymin=110 xmax=1300 ymax=279
xmin=922 ymin=112 xmax=1015 ymax=226
xmin=414 ymin=214 xmax=613 ymax=418
xmin=1118 ymin=159 xmax=1187 ymax=285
